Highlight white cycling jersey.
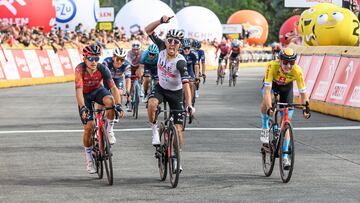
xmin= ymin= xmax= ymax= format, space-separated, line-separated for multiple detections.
xmin=157 ymin=50 xmax=186 ymax=91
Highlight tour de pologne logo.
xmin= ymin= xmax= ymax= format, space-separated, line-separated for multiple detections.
xmin=55 ymin=0 xmax=76 ymax=23
xmin=0 ymin=0 xmax=26 ymax=15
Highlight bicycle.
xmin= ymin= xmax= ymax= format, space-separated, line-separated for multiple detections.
xmin=90 ymin=102 xmax=119 ymax=185
xmin=260 ymin=94 xmax=310 ymax=183
xmin=154 ymin=107 xmax=189 ymax=188
xmin=228 ymin=58 xmax=238 ymax=87
xmin=216 ymin=59 xmax=226 ymax=85
xmin=130 ymin=77 xmax=141 ymax=119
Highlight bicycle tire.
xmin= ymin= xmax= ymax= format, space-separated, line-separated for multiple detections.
xmin=101 ymin=126 xmax=113 ymax=185
xmin=168 ymin=125 xmax=180 ymax=188
xmin=261 ymin=120 xmax=275 ymax=177
xmin=182 ymin=113 xmax=187 ymax=131
xmin=158 ymin=122 xmax=168 ymax=181
xmin=163 ymin=101 xmax=168 ymax=121
xmin=229 ymin=66 xmax=233 ymax=87
xmin=93 ymin=133 xmax=103 ymax=179
xmin=233 ymin=72 xmax=237 ymax=87
xmin=279 ymin=122 xmax=294 ymax=183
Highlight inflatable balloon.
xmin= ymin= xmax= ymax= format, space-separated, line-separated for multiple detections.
xmin=227 ymin=10 xmax=269 ymax=45
xmin=114 ymin=0 xmax=178 ymax=37
xmin=0 ymin=0 xmax=56 ymax=32
xmin=279 ymin=15 xmax=301 ymax=46
xmin=176 ymin=6 xmax=222 ymax=42
xmin=54 ymin=0 xmax=100 ymax=32
xmin=299 ymin=3 xmax=359 ymax=46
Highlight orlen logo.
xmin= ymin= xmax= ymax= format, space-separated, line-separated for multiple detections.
xmin=55 ymin=0 xmax=76 ymax=23
xmin=0 ymin=0 xmax=26 ymax=15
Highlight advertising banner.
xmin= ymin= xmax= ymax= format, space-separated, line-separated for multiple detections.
xmin=326 ymin=57 xmax=360 ymax=104
xmin=57 ymin=49 xmax=73 ymax=75
xmin=345 ymin=58 xmax=360 ymax=107
xmin=36 ymin=50 xmax=54 ymax=77
xmin=23 ymin=50 xmax=44 ymax=78
xmin=310 ymin=55 xmax=341 ymax=101
xmin=11 ymin=50 xmax=32 ymax=79
xmin=304 ymin=55 xmax=325 ymax=96
xmin=0 ymin=50 xmax=20 ymax=80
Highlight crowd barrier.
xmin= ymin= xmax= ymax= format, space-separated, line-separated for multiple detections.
xmin=289 ymin=44 xmax=360 ymax=121
xmin=0 ymin=43 xmax=271 ymax=88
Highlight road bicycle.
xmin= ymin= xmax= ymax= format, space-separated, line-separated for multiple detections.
xmin=90 ymin=103 xmax=119 ymax=185
xmin=130 ymin=78 xmax=141 ymax=119
xmin=216 ymin=59 xmax=226 ymax=85
xmin=228 ymin=58 xmax=238 ymax=87
xmin=154 ymin=107 xmax=190 ymax=188
xmin=261 ymin=94 xmax=310 ymax=183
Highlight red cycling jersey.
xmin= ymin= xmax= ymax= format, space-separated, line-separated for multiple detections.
xmin=217 ymin=44 xmax=230 ymax=55
xmin=75 ymin=63 xmax=115 ymax=94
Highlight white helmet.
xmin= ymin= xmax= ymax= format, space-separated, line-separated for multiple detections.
xmin=113 ymin=47 xmax=126 ymax=57
xmin=131 ymin=40 xmax=141 ymax=49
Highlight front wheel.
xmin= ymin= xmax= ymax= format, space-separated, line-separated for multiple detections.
xmin=279 ymin=123 xmax=295 ymax=183
xmin=157 ymin=122 xmax=168 ymax=181
xmin=261 ymin=121 xmax=275 ymax=177
xmin=101 ymin=126 xmax=113 ymax=185
xmin=168 ymin=125 xmax=180 ymax=188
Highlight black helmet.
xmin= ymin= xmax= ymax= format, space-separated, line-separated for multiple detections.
xmin=279 ymin=48 xmax=297 ymax=61
xmin=192 ymin=39 xmax=201 ymax=48
xmin=82 ymin=44 xmax=102 ymax=57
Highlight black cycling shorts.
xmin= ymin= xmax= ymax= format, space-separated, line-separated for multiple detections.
xmin=149 ymin=84 xmax=184 ymax=124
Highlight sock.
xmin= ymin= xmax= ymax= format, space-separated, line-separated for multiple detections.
xmin=107 ymin=119 xmax=114 ymax=133
xmin=261 ymin=113 xmax=270 ymax=129
xmin=84 ymin=147 xmax=93 ymax=163
xmin=282 ymin=139 xmax=290 ymax=159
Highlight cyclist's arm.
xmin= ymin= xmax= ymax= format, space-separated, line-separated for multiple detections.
xmin=177 ymin=60 xmax=192 ymax=106
xmin=124 ymin=64 xmax=131 ymax=95
xmin=192 ymin=54 xmax=200 ymax=79
xmin=110 ymin=85 xmax=121 ymax=104
xmin=200 ymin=51 xmax=206 ymax=75
xmin=145 ymin=18 xmax=161 ymax=36
xmin=263 ymin=63 xmax=274 ymax=110
xmin=263 ymin=86 xmax=272 ymax=110
xmin=101 ymin=64 xmax=120 ymax=104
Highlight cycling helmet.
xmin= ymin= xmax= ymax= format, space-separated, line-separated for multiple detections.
xmin=113 ymin=47 xmax=127 ymax=57
xmin=220 ymin=39 xmax=227 ymax=45
xmin=192 ymin=39 xmax=201 ymax=49
xmin=82 ymin=44 xmax=101 ymax=57
xmin=147 ymin=44 xmax=159 ymax=54
xmin=131 ymin=40 xmax=141 ymax=49
xmin=166 ymin=29 xmax=184 ymax=41
xmin=279 ymin=48 xmax=297 ymax=61
xmin=182 ymin=38 xmax=192 ymax=48
xmin=232 ymin=40 xmax=239 ymax=47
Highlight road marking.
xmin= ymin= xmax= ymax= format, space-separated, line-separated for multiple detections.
xmin=0 ymin=126 xmax=360 ymax=134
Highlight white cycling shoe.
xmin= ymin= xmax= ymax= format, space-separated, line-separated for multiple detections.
xmin=151 ymin=123 xmax=160 ymax=146
xmin=283 ymin=157 xmax=291 ymax=170
xmin=108 ymin=131 xmax=116 ymax=145
xmin=260 ymin=128 xmax=270 ymax=144
xmin=86 ymin=161 xmax=96 ymax=174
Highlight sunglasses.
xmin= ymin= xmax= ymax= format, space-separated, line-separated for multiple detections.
xmin=86 ymin=56 xmax=100 ymax=62
xmin=148 ymin=53 xmax=156 ymax=56
xmin=132 ymin=44 xmax=140 ymax=49
xmin=184 ymin=47 xmax=191 ymax=50
xmin=282 ymin=60 xmax=295 ymax=65
xmin=166 ymin=38 xmax=180 ymax=45
xmin=115 ymin=56 xmax=125 ymax=62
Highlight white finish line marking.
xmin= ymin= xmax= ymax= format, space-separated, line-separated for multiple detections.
xmin=0 ymin=126 xmax=360 ymax=134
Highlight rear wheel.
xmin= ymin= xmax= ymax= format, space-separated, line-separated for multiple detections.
xmin=157 ymin=122 xmax=168 ymax=181
xmin=261 ymin=121 xmax=275 ymax=177
xmin=168 ymin=125 xmax=180 ymax=188
xmin=233 ymin=69 xmax=237 ymax=86
xmin=279 ymin=123 xmax=294 ymax=183
xmin=101 ymin=126 xmax=113 ymax=185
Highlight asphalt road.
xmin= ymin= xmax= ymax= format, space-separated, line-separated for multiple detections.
xmin=0 ymin=67 xmax=359 ymax=202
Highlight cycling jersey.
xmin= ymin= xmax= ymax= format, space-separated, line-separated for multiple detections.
xmin=126 ymin=50 xmax=143 ymax=67
xmin=264 ymin=60 xmax=306 ymax=93
xmin=179 ymin=49 xmax=198 ymax=79
xmin=193 ymin=49 xmax=205 ymax=63
xmin=140 ymin=50 xmax=158 ymax=78
xmin=217 ymin=44 xmax=230 ymax=55
xmin=102 ymin=57 xmax=131 ymax=89
xmin=75 ymin=62 xmax=114 ymax=94
xmin=149 ymin=33 xmax=190 ymax=91
xmin=230 ymin=46 xmax=241 ymax=59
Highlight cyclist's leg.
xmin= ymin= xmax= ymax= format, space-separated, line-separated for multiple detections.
xmin=143 ymin=66 xmax=151 ymax=98
xmin=148 ymin=84 xmax=164 ymax=145
xmin=235 ymin=55 xmax=240 ymax=76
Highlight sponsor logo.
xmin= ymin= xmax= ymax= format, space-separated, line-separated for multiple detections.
xmin=0 ymin=0 xmax=26 ymax=15
xmin=330 ymin=83 xmax=347 ymax=100
xmin=55 ymin=0 xmax=76 ymax=23
xmin=14 ymin=56 xmax=29 ymax=72
xmin=349 ymin=86 xmax=360 ymax=103
xmin=314 ymin=81 xmax=329 ymax=98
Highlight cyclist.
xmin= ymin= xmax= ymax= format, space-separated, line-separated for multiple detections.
xmin=102 ymin=47 xmax=131 ymax=119
xmin=180 ymin=38 xmax=199 ymax=106
xmin=228 ymin=39 xmax=241 ymax=77
xmin=75 ymin=44 xmax=124 ymax=174
xmin=140 ymin=44 xmax=159 ymax=102
xmin=260 ymin=47 xmax=310 ymax=169
xmin=215 ymin=39 xmax=230 ymax=80
xmin=126 ymin=40 xmax=144 ymax=111
xmin=192 ymin=39 xmax=206 ymax=98
xmin=145 ymin=15 xmax=195 ymax=172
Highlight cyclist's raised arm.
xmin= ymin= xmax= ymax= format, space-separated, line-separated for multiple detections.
xmin=145 ymin=15 xmax=173 ymax=35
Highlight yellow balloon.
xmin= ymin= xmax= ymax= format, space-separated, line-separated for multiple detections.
xmin=298 ymin=3 xmax=359 ymax=46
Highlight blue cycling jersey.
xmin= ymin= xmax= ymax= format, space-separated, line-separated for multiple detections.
xmin=140 ymin=50 xmax=158 ymax=67
xmin=193 ymin=49 xmax=205 ymax=63
xmin=102 ymin=57 xmax=131 ymax=79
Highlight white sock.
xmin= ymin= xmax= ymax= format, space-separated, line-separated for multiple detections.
xmin=84 ymin=147 xmax=93 ymax=163
xmin=107 ymin=119 xmax=114 ymax=132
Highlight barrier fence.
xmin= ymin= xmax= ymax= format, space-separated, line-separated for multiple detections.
xmin=290 ymin=44 xmax=360 ymax=121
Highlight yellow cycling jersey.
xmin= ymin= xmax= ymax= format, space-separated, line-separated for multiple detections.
xmin=264 ymin=60 xmax=307 ymax=93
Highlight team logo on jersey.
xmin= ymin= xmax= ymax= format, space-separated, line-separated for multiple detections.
xmin=55 ymin=0 xmax=76 ymax=23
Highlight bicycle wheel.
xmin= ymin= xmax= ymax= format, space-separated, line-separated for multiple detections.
xmin=279 ymin=122 xmax=294 ymax=183
xmin=101 ymin=126 xmax=113 ymax=185
xmin=93 ymin=133 xmax=103 ymax=179
xmin=233 ymin=69 xmax=237 ymax=87
xmin=261 ymin=120 xmax=275 ymax=177
xmin=168 ymin=125 xmax=180 ymax=188
xmin=229 ymin=67 xmax=233 ymax=87
xmin=163 ymin=101 xmax=168 ymax=121
xmin=132 ymin=85 xmax=140 ymax=119
xmin=182 ymin=113 xmax=187 ymax=131
xmin=157 ymin=122 xmax=168 ymax=181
